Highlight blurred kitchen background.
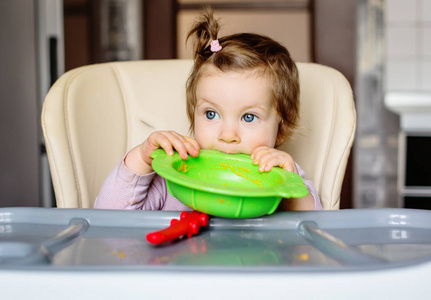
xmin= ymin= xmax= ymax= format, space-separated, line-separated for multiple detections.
xmin=1 ymin=0 xmax=430 ymax=210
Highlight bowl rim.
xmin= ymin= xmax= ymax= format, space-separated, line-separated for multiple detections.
xmin=151 ymin=149 xmax=308 ymax=198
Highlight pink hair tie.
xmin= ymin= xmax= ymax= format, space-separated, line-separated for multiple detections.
xmin=210 ymin=39 xmax=222 ymax=52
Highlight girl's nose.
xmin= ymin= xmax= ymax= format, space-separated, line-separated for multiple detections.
xmin=218 ymin=125 xmax=241 ymax=143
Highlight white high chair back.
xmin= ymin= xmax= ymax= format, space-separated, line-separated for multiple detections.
xmin=41 ymin=59 xmax=355 ymax=210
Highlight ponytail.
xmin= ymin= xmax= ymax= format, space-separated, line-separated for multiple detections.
xmin=186 ymin=6 xmax=221 ymax=61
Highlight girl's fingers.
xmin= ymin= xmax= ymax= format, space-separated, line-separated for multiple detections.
xmin=151 ymin=132 xmax=176 ymax=155
xmin=261 ymin=156 xmax=296 ymax=173
xmin=183 ymin=136 xmax=200 ymax=157
xmin=251 ymin=146 xmax=272 ymax=166
xmin=251 ymin=147 xmax=297 ymax=173
xmin=152 ymin=131 xmax=200 ymax=160
xmin=160 ymin=132 xmax=189 ymax=159
xmin=168 ymin=132 xmax=200 ymax=159
xmin=251 ymin=146 xmax=269 ymax=161
xmin=135 ymin=131 xmax=200 ymax=174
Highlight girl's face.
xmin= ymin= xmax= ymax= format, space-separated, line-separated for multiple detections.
xmin=194 ymin=66 xmax=281 ymax=155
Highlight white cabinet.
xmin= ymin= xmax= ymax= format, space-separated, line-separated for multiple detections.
xmin=385 ymin=92 xmax=431 ymax=209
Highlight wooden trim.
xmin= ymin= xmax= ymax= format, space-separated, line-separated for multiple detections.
xmin=63 ymin=4 xmax=87 ymax=15
xmin=143 ymin=0 xmax=177 ymax=59
xmin=63 ymin=0 xmax=103 ymax=66
xmin=308 ymin=0 xmax=316 ymax=62
xmin=178 ymin=1 xmax=310 ymax=11
xmin=89 ymin=0 xmax=103 ymax=63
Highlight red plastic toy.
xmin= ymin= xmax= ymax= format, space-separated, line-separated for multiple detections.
xmin=146 ymin=211 xmax=209 ymax=244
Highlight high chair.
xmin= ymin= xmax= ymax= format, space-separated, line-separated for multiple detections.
xmin=41 ymin=59 xmax=356 ymax=210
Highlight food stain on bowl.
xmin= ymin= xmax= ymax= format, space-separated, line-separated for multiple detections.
xmin=151 ymin=149 xmax=309 ymax=218
xmin=178 ymin=161 xmax=264 ymax=188
xmin=177 ymin=161 xmax=194 ymax=173
xmin=216 ymin=163 xmax=263 ymax=187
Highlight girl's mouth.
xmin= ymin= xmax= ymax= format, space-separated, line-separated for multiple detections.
xmin=213 ymin=148 xmax=248 ymax=155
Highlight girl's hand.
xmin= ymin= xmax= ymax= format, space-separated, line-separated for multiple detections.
xmin=125 ymin=131 xmax=200 ymax=175
xmin=251 ymin=146 xmax=298 ymax=173
xmin=251 ymin=146 xmax=315 ymax=210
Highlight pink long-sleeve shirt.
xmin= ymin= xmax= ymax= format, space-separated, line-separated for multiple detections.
xmin=94 ymin=158 xmax=323 ymax=211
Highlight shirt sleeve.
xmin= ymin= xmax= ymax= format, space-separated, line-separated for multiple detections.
xmin=295 ymin=162 xmax=323 ymax=210
xmin=94 ymin=158 xmax=190 ymax=211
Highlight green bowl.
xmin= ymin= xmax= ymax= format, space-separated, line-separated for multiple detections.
xmin=151 ymin=149 xmax=308 ymax=218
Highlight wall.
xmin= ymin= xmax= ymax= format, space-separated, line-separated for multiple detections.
xmin=0 ymin=1 xmax=40 ymax=207
xmin=176 ymin=0 xmax=312 ymax=62
xmin=385 ymin=0 xmax=431 ymax=92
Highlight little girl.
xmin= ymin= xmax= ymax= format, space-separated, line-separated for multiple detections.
xmin=95 ymin=9 xmax=322 ymax=211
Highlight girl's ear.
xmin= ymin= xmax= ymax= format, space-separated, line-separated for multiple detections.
xmin=275 ymin=134 xmax=286 ymax=148
xmin=274 ymin=119 xmax=285 ymax=147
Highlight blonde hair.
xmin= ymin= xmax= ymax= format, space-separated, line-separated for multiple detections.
xmin=186 ymin=8 xmax=300 ymax=146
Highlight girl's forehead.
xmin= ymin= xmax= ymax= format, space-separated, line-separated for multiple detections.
xmin=200 ymin=64 xmax=270 ymax=81
xmin=196 ymin=64 xmax=275 ymax=108
xmin=196 ymin=66 xmax=276 ymax=110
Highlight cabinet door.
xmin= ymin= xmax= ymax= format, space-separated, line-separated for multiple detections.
xmin=404 ymin=135 xmax=431 ymax=187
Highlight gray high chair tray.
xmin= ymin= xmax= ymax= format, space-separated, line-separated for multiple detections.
xmin=1 ymin=207 xmax=431 ymax=298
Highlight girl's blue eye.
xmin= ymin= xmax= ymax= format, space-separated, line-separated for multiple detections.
xmin=242 ymin=114 xmax=257 ymax=123
xmin=205 ymin=110 xmax=219 ymax=120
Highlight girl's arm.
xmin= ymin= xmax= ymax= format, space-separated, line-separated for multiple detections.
xmin=95 ymin=130 xmax=199 ymax=209
xmin=94 ymin=154 xmax=192 ymax=211
xmin=278 ymin=194 xmax=316 ymax=211
xmin=94 ymin=156 xmax=158 ymax=210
